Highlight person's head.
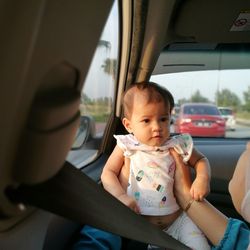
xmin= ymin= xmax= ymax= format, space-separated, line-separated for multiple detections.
xmin=228 ymin=142 xmax=250 ymax=223
xmin=122 ymin=82 xmax=174 ymax=146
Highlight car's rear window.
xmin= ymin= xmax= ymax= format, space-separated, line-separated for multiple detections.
xmin=219 ymin=109 xmax=233 ymax=115
xmin=184 ymin=105 xmax=220 ymax=115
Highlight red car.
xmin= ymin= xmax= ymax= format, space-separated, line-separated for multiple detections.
xmin=174 ymin=103 xmax=226 ymax=137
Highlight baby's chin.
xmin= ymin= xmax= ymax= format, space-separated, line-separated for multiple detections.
xmin=148 ymin=138 xmax=166 ymax=147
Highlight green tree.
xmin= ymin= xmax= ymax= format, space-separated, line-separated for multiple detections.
xmin=98 ymin=39 xmax=117 ymax=79
xmin=190 ymin=90 xmax=209 ymax=103
xmin=81 ymin=93 xmax=92 ymax=104
xmin=102 ymin=58 xmax=117 ymax=79
xmin=216 ymin=88 xmax=241 ymax=109
xmin=177 ymin=98 xmax=189 ymax=105
xmin=98 ymin=40 xmax=111 ymax=50
xmin=243 ymin=86 xmax=250 ymax=111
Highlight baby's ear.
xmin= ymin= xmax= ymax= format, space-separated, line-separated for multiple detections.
xmin=122 ymin=118 xmax=132 ymax=133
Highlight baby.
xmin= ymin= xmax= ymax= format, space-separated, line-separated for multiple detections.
xmin=101 ymin=82 xmax=211 ymax=249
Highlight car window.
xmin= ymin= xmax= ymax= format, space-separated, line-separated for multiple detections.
xmin=151 ymin=48 xmax=250 ymax=138
xmin=184 ymin=105 xmax=220 ymax=115
xmin=67 ymin=1 xmax=119 ymax=168
xmin=219 ymin=108 xmax=233 ymax=116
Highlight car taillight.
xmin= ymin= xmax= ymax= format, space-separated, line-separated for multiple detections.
xmin=216 ymin=119 xmax=225 ymax=126
xmin=180 ymin=118 xmax=192 ymax=124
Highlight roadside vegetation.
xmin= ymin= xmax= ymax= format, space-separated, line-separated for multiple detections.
xmin=176 ymin=87 xmax=250 ymax=119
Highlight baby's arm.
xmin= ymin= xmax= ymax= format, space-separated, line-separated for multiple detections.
xmin=188 ymin=148 xmax=211 ymax=201
xmin=101 ymin=145 xmax=140 ymax=213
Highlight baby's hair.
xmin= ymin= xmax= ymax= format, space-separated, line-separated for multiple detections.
xmin=122 ymin=81 xmax=174 ymax=119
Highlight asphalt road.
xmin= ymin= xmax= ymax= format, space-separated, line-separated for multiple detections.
xmin=226 ymin=124 xmax=250 ymax=138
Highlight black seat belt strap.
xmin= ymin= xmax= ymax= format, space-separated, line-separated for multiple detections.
xmin=10 ymin=161 xmax=189 ymax=250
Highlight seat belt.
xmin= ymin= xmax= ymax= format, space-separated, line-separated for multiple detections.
xmin=9 ymin=161 xmax=189 ymax=250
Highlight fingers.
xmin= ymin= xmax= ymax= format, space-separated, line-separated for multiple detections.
xmin=192 ymin=192 xmax=203 ymax=201
xmin=129 ymin=201 xmax=140 ymax=214
xmin=170 ymin=148 xmax=192 ymax=187
xmin=170 ymin=148 xmax=183 ymax=165
xmin=190 ymin=178 xmax=210 ymax=201
xmin=124 ymin=197 xmax=140 ymax=214
xmin=199 ymin=195 xmax=204 ymax=201
xmin=118 ymin=193 xmax=141 ymax=214
xmin=133 ymin=204 xmax=141 ymax=214
xmin=190 ymin=187 xmax=205 ymax=201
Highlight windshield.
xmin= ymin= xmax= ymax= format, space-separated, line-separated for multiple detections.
xmin=151 ymin=69 xmax=250 ymax=138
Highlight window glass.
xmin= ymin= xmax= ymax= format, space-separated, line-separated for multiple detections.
xmin=151 ymin=68 xmax=250 ymax=138
xmin=183 ymin=105 xmax=220 ymax=115
xmin=218 ymin=108 xmax=233 ymax=116
xmin=67 ymin=1 xmax=119 ymax=168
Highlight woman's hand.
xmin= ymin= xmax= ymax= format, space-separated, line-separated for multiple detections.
xmin=171 ymin=149 xmax=229 ymax=246
xmin=170 ymin=148 xmax=193 ymax=209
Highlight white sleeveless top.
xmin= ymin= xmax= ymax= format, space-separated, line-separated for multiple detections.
xmin=115 ymin=133 xmax=193 ymax=216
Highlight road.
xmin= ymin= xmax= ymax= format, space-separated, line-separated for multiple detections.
xmin=226 ymin=124 xmax=250 ymax=138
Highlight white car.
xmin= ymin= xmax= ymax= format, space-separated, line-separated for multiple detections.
xmin=218 ymin=107 xmax=236 ymax=131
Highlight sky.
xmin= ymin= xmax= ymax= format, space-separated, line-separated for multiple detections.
xmin=151 ymin=69 xmax=250 ymax=104
xmin=83 ymin=2 xmax=118 ymax=100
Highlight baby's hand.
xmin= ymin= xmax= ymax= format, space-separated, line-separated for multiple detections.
xmin=118 ymin=194 xmax=140 ymax=214
xmin=190 ymin=176 xmax=210 ymax=201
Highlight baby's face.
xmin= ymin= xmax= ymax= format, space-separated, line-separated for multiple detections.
xmin=123 ymin=99 xmax=171 ymax=147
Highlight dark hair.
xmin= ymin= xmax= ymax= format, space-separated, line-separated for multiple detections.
xmin=122 ymin=81 xmax=174 ymax=118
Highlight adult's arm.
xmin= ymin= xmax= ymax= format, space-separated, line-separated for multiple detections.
xmin=170 ymin=149 xmax=228 ymax=246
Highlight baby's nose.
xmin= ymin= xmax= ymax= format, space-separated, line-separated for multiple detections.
xmin=152 ymin=121 xmax=162 ymax=131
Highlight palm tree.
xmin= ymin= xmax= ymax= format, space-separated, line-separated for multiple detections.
xmin=101 ymin=58 xmax=117 ymax=79
xmin=98 ymin=40 xmax=111 ymax=50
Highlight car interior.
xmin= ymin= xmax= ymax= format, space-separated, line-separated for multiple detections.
xmin=1 ymin=0 xmax=250 ymax=249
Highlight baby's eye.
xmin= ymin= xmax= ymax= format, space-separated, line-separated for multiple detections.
xmin=142 ymin=119 xmax=150 ymax=123
xmin=160 ymin=117 xmax=168 ymax=122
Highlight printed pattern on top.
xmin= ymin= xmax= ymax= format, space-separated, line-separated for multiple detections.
xmin=114 ymin=133 xmax=193 ymax=216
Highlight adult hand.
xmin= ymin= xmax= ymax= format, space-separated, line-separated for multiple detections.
xmin=171 ymin=149 xmax=229 ymax=247
xmin=170 ymin=148 xmax=193 ymax=209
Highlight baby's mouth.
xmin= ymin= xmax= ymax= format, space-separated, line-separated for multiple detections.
xmin=152 ymin=134 xmax=162 ymax=138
